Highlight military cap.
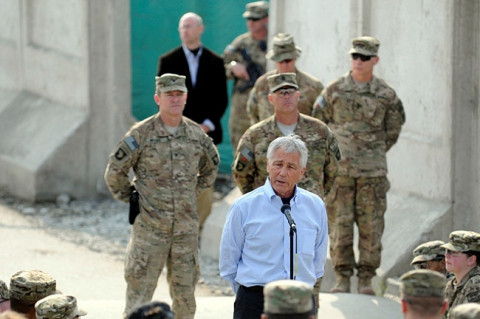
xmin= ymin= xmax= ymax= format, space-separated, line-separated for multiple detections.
xmin=411 ymin=240 xmax=446 ymax=265
xmin=155 ymin=73 xmax=187 ymax=93
xmin=242 ymin=1 xmax=269 ymax=19
xmin=450 ymin=303 xmax=480 ymax=319
xmin=0 ymin=280 xmax=9 ymax=300
xmin=349 ymin=36 xmax=380 ymax=56
xmin=400 ymin=269 xmax=446 ymax=298
xmin=441 ymin=230 xmax=480 ymax=252
xmin=263 ymin=280 xmax=313 ymax=314
xmin=9 ymin=270 xmax=56 ymax=306
xmin=267 ymin=73 xmax=298 ymax=93
xmin=35 ymin=294 xmax=87 ymax=319
xmin=127 ymin=301 xmax=175 ymax=319
xmin=266 ymin=33 xmax=302 ymax=62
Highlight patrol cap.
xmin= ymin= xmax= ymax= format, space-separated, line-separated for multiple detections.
xmin=267 ymin=73 xmax=298 ymax=93
xmin=155 ymin=73 xmax=187 ymax=93
xmin=411 ymin=240 xmax=446 ymax=265
xmin=400 ymin=269 xmax=446 ymax=298
xmin=0 ymin=280 xmax=9 ymax=300
xmin=349 ymin=36 xmax=380 ymax=56
xmin=127 ymin=301 xmax=175 ymax=319
xmin=242 ymin=1 xmax=269 ymax=19
xmin=9 ymin=270 xmax=56 ymax=306
xmin=266 ymin=33 xmax=302 ymax=62
xmin=263 ymin=280 xmax=313 ymax=314
xmin=35 ymin=294 xmax=87 ymax=319
xmin=450 ymin=303 xmax=480 ymax=319
xmin=441 ymin=230 xmax=480 ymax=252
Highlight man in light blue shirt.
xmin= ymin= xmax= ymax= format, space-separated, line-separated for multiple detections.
xmin=219 ymin=135 xmax=328 ymax=319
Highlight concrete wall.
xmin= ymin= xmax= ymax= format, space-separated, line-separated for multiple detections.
xmin=0 ymin=0 xmax=133 ymax=200
xmin=269 ymin=0 xmax=480 ymax=283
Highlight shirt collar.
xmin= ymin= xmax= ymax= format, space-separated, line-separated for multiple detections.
xmin=182 ymin=44 xmax=203 ymax=58
xmin=264 ymin=177 xmax=299 ymax=206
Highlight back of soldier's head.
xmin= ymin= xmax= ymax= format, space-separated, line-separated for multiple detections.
xmin=9 ymin=270 xmax=56 ymax=315
xmin=263 ymin=280 xmax=313 ymax=319
xmin=400 ymin=270 xmax=447 ymax=317
xmin=127 ymin=301 xmax=174 ymax=319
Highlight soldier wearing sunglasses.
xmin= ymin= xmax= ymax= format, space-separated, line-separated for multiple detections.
xmin=313 ymin=36 xmax=406 ymax=295
xmin=411 ymin=240 xmax=450 ymax=277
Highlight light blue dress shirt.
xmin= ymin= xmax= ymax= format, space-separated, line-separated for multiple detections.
xmin=219 ymin=178 xmax=328 ymax=293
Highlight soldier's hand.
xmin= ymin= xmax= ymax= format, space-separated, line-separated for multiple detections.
xmin=199 ymin=124 xmax=210 ymax=133
xmin=231 ymin=62 xmax=250 ymax=80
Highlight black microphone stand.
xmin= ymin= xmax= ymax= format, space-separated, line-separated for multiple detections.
xmin=289 ymin=225 xmax=295 ymax=279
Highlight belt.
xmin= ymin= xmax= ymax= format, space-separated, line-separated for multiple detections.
xmin=241 ymin=285 xmax=264 ymax=293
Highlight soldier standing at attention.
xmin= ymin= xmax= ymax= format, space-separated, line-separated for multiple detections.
xmin=313 ymin=36 xmax=406 ymax=294
xmin=232 ymin=73 xmax=340 ymax=312
xmin=441 ymin=230 xmax=480 ymax=318
xmin=157 ymin=12 xmax=228 ymax=233
xmin=247 ymin=33 xmax=324 ymax=124
xmin=104 ymin=73 xmax=219 ymax=319
xmin=223 ymin=1 xmax=268 ymax=151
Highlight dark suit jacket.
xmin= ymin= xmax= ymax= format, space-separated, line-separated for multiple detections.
xmin=157 ymin=46 xmax=228 ymax=144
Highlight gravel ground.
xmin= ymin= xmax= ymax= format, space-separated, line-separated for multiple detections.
xmin=0 ymin=173 xmax=236 ymax=296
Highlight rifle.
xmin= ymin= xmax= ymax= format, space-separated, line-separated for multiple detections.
xmin=235 ymin=46 xmax=265 ymax=93
xmin=129 ymin=186 xmax=140 ymax=225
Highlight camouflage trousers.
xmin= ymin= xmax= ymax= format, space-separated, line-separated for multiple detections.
xmin=229 ymin=89 xmax=252 ymax=152
xmin=326 ymin=176 xmax=390 ymax=278
xmin=123 ymin=213 xmax=199 ymax=319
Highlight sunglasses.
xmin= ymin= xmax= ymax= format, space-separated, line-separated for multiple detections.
xmin=247 ymin=17 xmax=261 ymax=22
xmin=351 ymin=53 xmax=374 ymax=62
xmin=274 ymin=88 xmax=297 ymax=97
xmin=279 ymin=59 xmax=293 ymax=64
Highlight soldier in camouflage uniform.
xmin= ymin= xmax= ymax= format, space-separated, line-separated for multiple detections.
xmin=441 ymin=231 xmax=480 ymax=318
xmin=411 ymin=240 xmax=449 ymax=276
xmin=9 ymin=270 xmax=56 ymax=319
xmin=35 ymin=294 xmax=86 ymax=319
xmin=104 ymin=73 xmax=219 ymax=319
xmin=233 ymin=73 xmax=340 ymax=312
xmin=223 ymin=1 xmax=268 ymax=151
xmin=0 ymin=280 xmax=9 ymax=313
xmin=313 ymin=36 xmax=406 ymax=294
xmin=450 ymin=303 xmax=480 ymax=319
xmin=247 ymin=33 xmax=324 ymax=124
xmin=400 ymin=269 xmax=448 ymax=319
xmin=262 ymin=280 xmax=315 ymax=319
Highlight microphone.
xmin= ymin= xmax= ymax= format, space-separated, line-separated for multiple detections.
xmin=281 ymin=204 xmax=296 ymax=232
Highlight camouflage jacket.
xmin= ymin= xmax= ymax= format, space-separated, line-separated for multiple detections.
xmin=312 ymin=71 xmax=405 ymax=177
xmin=247 ymin=68 xmax=324 ymax=124
xmin=223 ymin=32 xmax=267 ymax=94
xmin=232 ymin=114 xmax=340 ymax=198
xmin=445 ymin=266 xmax=480 ymax=318
xmin=104 ymin=114 xmax=219 ymax=221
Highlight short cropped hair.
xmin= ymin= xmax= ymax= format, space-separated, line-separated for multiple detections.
xmin=266 ymin=135 xmax=308 ymax=169
xmin=179 ymin=12 xmax=203 ymax=27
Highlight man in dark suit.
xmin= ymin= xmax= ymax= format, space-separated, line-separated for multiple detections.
xmin=157 ymin=12 xmax=228 ymax=145
xmin=157 ymin=12 xmax=228 ymax=232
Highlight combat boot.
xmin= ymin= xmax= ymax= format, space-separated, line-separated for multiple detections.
xmin=358 ymin=277 xmax=375 ymax=295
xmin=330 ymin=275 xmax=351 ymax=293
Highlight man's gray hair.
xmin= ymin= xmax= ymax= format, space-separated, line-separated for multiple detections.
xmin=267 ymin=135 xmax=308 ymax=169
xmin=179 ymin=12 xmax=203 ymax=27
